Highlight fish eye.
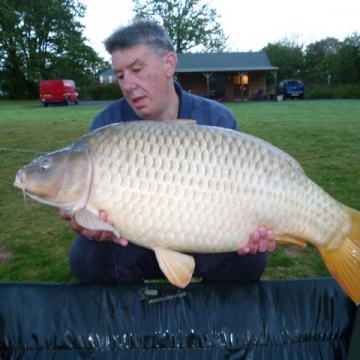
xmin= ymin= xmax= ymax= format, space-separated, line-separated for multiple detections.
xmin=40 ymin=158 xmax=51 ymax=171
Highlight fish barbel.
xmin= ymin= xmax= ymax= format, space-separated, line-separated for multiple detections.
xmin=14 ymin=120 xmax=360 ymax=303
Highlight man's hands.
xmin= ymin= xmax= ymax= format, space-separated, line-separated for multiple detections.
xmin=237 ymin=226 xmax=276 ymax=255
xmin=61 ymin=211 xmax=276 ymax=254
xmin=60 ymin=210 xmax=129 ymax=246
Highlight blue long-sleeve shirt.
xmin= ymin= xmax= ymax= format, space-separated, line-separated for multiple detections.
xmin=90 ymin=82 xmax=239 ymax=132
xmin=69 ymin=82 xmax=269 ymax=285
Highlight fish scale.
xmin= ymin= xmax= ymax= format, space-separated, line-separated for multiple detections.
xmin=14 ymin=120 xmax=360 ymax=303
xmin=76 ymin=122 xmax=345 ymax=250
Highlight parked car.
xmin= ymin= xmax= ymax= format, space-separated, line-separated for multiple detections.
xmin=277 ymin=79 xmax=304 ymax=100
xmin=39 ymin=79 xmax=78 ymax=107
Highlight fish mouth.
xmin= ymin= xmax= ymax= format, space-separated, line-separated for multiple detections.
xmin=14 ymin=170 xmax=25 ymax=190
xmin=14 ymin=171 xmax=28 ymax=203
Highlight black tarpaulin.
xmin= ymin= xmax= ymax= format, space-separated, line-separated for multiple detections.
xmin=0 ymin=278 xmax=357 ymax=359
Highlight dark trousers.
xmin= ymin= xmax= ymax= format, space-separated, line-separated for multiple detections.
xmin=69 ymin=235 xmax=268 ymax=284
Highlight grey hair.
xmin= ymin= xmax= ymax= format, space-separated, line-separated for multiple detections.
xmin=104 ymin=18 xmax=175 ymax=57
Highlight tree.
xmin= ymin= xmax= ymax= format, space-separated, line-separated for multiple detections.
xmin=331 ymin=32 xmax=360 ymax=84
xmin=132 ymin=0 xmax=228 ymax=53
xmin=0 ymin=0 xmax=107 ymax=99
xmin=262 ymin=37 xmax=305 ymax=82
xmin=304 ymin=38 xmax=341 ymax=85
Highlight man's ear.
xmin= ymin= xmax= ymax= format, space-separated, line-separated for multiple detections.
xmin=164 ymin=52 xmax=178 ymax=77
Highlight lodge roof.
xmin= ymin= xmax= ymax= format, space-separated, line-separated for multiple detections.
xmin=176 ymin=51 xmax=278 ymax=72
xmin=99 ymin=51 xmax=278 ymax=77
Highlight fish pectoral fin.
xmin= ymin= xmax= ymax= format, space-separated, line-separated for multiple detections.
xmin=319 ymin=208 xmax=360 ymax=305
xmin=275 ymin=235 xmax=307 ymax=248
xmin=154 ymin=247 xmax=195 ymax=288
xmin=74 ymin=208 xmax=120 ymax=238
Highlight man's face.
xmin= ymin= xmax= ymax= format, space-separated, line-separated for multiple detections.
xmin=112 ymin=44 xmax=176 ymax=120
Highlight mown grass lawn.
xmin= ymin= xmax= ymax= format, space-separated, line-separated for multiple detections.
xmin=0 ymin=99 xmax=359 ymax=282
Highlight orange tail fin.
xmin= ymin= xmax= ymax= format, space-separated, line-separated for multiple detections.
xmin=319 ymin=208 xmax=360 ymax=304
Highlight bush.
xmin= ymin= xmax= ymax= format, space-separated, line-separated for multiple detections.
xmin=305 ymin=84 xmax=360 ymax=99
xmin=79 ymin=83 xmax=123 ymax=101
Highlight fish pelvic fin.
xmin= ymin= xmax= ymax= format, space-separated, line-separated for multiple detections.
xmin=74 ymin=208 xmax=120 ymax=238
xmin=275 ymin=235 xmax=307 ymax=248
xmin=154 ymin=247 xmax=195 ymax=288
xmin=318 ymin=208 xmax=360 ymax=304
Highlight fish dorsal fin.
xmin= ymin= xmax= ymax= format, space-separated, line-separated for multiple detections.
xmin=74 ymin=208 xmax=120 ymax=238
xmin=162 ymin=119 xmax=196 ymax=125
xmin=276 ymin=235 xmax=307 ymax=248
xmin=154 ymin=247 xmax=195 ymax=288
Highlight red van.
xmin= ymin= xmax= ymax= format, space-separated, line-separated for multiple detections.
xmin=39 ymin=79 xmax=79 ymax=107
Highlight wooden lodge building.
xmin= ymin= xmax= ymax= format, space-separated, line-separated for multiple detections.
xmin=99 ymin=51 xmax=278 ymax=101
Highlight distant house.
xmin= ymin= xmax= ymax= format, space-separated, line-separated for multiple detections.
xmin=99 ymin=68 xmax=117 ymax=84
xmin=98 ymin=51 xmax=278 ymax=101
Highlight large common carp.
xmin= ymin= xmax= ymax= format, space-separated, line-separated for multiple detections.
xmin=14 ymin=120 xmax=360 ymax=303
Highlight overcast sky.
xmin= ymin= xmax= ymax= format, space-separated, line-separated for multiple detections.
xmin=80 ymin=0 xmax=360 ymax=60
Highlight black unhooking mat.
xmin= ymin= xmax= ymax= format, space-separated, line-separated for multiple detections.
xmin=0 ymin=278 xmax=357 ymax=360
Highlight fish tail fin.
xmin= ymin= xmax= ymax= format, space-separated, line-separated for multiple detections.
xmin=319 ymin=208 xmax=360 ymax=304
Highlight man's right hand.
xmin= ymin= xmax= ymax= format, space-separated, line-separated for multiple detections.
xmin=237 ymin=226 xmax=276 ymax=256
xmin=60 ymin=210 xmax=129 ymax=246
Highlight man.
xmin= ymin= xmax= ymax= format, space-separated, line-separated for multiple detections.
xmin=62 ymin=19 xmax=275 ymax=284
